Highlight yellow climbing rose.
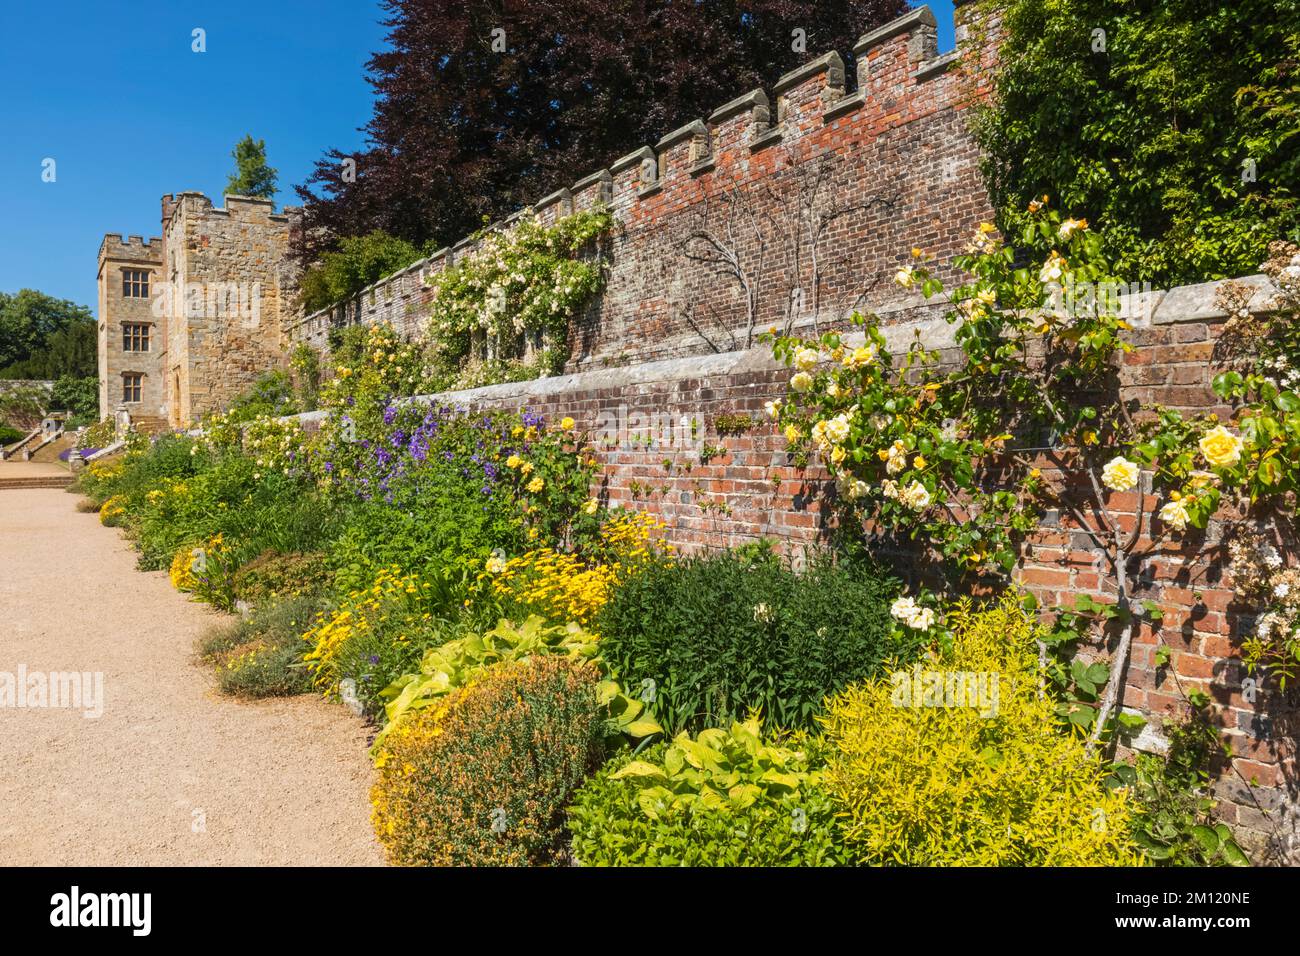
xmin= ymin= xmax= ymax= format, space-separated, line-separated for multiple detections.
xmin=1198 ymin=425 xmax=1243 ymax=469
xmin=1101 ymin=456 xmax=1139 ymax=492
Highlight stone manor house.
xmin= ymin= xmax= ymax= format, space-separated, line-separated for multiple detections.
xmin=96 ymin=192 xmax=299 ymax=429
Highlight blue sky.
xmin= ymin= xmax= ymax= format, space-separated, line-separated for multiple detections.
xmin=0 ymin=0 xmax=954 ymax=311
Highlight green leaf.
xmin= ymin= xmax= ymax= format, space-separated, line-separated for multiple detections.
xmin=611 ymin=760 xmax=666 ymax=780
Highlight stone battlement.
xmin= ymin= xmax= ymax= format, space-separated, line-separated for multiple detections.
xmin=98 ymin=234 xmax=163 ymax=264
xmin=290 ymin=0 xmax=1002 ymax=364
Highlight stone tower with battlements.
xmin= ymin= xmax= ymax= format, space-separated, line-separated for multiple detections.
xmin=97 ymin=193 xmax=300 ymax=429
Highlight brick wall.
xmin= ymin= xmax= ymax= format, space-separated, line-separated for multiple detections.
xmin=289 ymin=2 xmax=1001 ymax=369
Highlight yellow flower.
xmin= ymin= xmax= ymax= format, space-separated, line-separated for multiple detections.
xmin=582 ymin=497 xmax=599 ymax=515
xmin=506 ymin=454 xmax=522 ymax=469
xmin=790 ymin=371 xmax=813 ymax=393
xmin=1101 ymin=456 xmax=1140 ymax=492
xmin=784 ymin=424 xmax=802 ymax=444
xmin=560 ymin=416 xmax=576 ymax=431
xmin=794 ymin=347 xmax=820 ymax=371
xmin=894 ymin=265 xmax=915 ymax=288
xmin=527 ymin=476 xmax=544 ymax=494
xmin=913 ymin=455 xmax=927 ymax=470
xmin=1159 ymin=499 xmax=1190 ymax=532
xmin=1198 ymin=425 xmax=1243 ymax=469
xmin=520 ymin=461 xmax=534 ymax=475
xmin=842 ymin=344 xmax=877 ymax=369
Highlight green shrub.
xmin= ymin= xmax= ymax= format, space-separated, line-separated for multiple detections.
xmin=975 ymin=0 xmax=1300 ymax=286
xmin=597 ymin=547 xmax=914 ymax=734
xmin=820 ymin=595 xmax=1144 ymax=866
xmin=299 ymin=231 xmax=429 ymax=314
xmin=371 ymin=656 xmax=608 ymax=866
xmin=0 ymin=424 xmax=24 ymax=446
xmin=376 ymin=615 xmax=600 ymax=743
xmin=1111 ymin=713 xmax=1250 ymax=866
xmin=231 ymin=550 xmax=333 ymax=606
xmin=198 ymin=594 xmax=325 ymax=698
xmin=568 ymin=718 xmax=847 ymax=866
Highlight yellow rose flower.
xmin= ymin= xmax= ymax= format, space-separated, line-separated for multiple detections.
xmin=784 ymin=424 xmax=802 ymax=444
xmin=1101 ymin=455 xmax=1140 ymax=492
xmin=527 ymin=477 xmax=544 ymax=493
xmin=560 ymin=416 xmax=576 ymax=431
xmin=1159 ymin=499 xmax=1190 ymax=532
xmin=1198 ymin=425 xmax=1243 ymax=469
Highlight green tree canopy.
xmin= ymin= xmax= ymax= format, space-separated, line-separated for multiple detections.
xmin=0 ymin=290 xmax=94 ymax=376
xmin=975 ymin=0 xmax=1300 ymax=286
xmin=225 ymin=135 xmax=279 ymax=199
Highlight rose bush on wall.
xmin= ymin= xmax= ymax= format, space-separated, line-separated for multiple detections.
xmin=767 ymin=204 xmax=1300 ymax=749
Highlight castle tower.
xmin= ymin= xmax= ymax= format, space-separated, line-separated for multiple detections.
xmin=96 ymin=235 xmax=165 ymax=423
xmin=159 ymin=193 xmax=297 ymax=427
xmin=99 ymin=192 xmax=299 ymax=430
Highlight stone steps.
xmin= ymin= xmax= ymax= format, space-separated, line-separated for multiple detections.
xmin=0 ymin=475 xmax=74 ymax=491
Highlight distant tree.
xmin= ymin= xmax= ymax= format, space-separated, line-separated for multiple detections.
xmin=298 ymin=230 xmax=430 ymax=312
xmin=0 ymin=290 xmax=94 ymax=375
xmin=49 ymin=375 xmax=99 ymax=427
xmin=2 ymin=321 xmax=96 ymax=379
xmin=295 ymin=0 xmax=908 ymax=260
xmin=225 ymin=135 xmax=279 ymax=199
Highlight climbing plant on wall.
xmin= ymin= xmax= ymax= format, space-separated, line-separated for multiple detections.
xmin=766 ymin=203 xmax=1300 ymax=750
xmin=424 ymin=207 xmax=614 ymax=390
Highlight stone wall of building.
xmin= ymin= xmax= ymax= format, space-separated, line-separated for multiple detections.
xmin=289 ymin=1 xmax=1001 ymax=370
xmin=96 ymin=235 xmax=165 ymax=421
xmin=161 ymin=193 xmax=297 ymax=426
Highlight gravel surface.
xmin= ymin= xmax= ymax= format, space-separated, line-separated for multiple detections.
xmin=0 ymin=487 xmax=384 ymax=866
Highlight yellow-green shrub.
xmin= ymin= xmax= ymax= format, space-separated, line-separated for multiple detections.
xmin=820 ymin=595 xmax=1144 ymax=866
xmin=371 ymin=656 xmax=607 ymax=866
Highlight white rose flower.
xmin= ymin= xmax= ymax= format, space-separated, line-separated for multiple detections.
xmin=790 ymin=372 xmax=813 ymax=393
xmin=891 ymin=596 xmax=918 ymax=622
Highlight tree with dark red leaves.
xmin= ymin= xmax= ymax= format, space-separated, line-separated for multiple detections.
xmin=294 ymin=0 xmax=907 ymax=261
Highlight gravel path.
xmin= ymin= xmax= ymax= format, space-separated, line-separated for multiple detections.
xmin=0 ymin=485 xmax=384 ymax=865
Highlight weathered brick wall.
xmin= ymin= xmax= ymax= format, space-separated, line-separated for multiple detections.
xmin=321 ymin=272 xmax=1291 ymax=863
xmin=289 ymin=1 xmax=1001 ymax=368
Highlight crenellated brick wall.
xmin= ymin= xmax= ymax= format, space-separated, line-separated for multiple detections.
xmin=289 ymin=1 xmax=1002 ymax=369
